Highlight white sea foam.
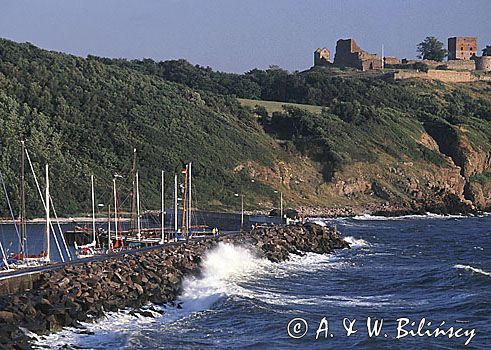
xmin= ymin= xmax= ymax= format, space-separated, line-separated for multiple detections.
xmin=33 ymin=308 xmax=159 ymax=349
xmin=308 ymin=219 xmax=328 ymax=226
xmin=454 ymin=264 xmax=491 ymax=277
xmin=282 ymin=252 xmax=337 ymax=268
xmin=344 ymin=236 xmax=370 ymax=247
xmin=176 ymin=245 xmax=351 ymax=309
xmin=34 ymin=243 xmax=271 ymax=349
xmin=34 ymin=243 xmax=355 ymax=348
xmin=352 ymin=213 xmax=465 ymax=221
xmin=177 ymin=242 xmax=270 ymax=313
xmin=246 ymin=292 xmax=395 ymax=308
xmin=237 ymin=252 xmax=352 ymax=306
xmin=268 ymin=252 xmax=347 ymax=279
xmin=317 ymin=295 xmax=394 ymax=307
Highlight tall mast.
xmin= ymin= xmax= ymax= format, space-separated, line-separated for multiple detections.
xmin=20 ymin=140 xmax=27 ymax=257
xmin=130 ymin=148 xmax=137 ymax=232
xmin=107 ymin=203 xmax=112 ymax=250
xmin=91 ymin=175 xmax=96 ymax=246
xmin=181 ymin=165 xmax=188 ymax=239
xmin=188 ymin=162 xmax=192 ymax=237
xmin=25 ymin=148 xmax=64 ymax=261
xmin=45 ymin=164 xmax=50 ymax=263
xmin=160 ymin=170 xmax=165 ymax=244
xmin=113 ymin=178 xmax=118 ymax=245
xmin=136 ymin=171 xmax=141 ymax=241
xmin=174 ymin=174 xmax=178 ymax=238
xmin=241 ymin=194 xmax=244 ymax=231
xmin=280 ymin=191 xmax=283 ymax=220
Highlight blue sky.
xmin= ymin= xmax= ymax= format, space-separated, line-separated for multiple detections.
xmin=1 ymin=0 xmax=490 ymax=73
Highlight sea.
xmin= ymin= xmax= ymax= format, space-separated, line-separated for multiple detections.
xmin=7 ymin=213 xmax=490 ymax=349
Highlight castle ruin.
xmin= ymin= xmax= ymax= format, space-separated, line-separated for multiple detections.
xmin=313 ymin=36 xmax=490 ymax=76
xmin=333 ymin=39 xmax=382 ymax=71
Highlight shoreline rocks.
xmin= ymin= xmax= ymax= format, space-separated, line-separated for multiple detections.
xmin=0 ymin=224 xmax=349 ymax=349
xmin=301 ymin=195 xmax=480 ymax=218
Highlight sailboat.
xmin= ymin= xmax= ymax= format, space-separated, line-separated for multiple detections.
xmin=1 ymin=145 xmax=71 ymax=271
xmin=115 ymin=149 xmax=177 ymax=247
xmin=0 ymin=141 xmax=48 ymax=269
xmin=1 ymin=140 xmax=73 ymax=271
xmin=64 ymin=149 xmax=196 ymax=253
xmin=176 ymin=162 xmax=207 ymax=240
xmin=74 ymin=175 xmax=105 ymax=258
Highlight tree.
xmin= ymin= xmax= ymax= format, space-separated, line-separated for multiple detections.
xmin=483 ymin=45 xmax=491 ymax=56
xmin=417 ymin=36 xmax=447 ymax=61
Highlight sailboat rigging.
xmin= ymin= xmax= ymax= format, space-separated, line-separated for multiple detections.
xmin=1 ymin=141 xmax=71 ymax=270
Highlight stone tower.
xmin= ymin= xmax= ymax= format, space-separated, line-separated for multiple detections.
xmin=314 ymin=48 xmax=331 ymax=66
xmin=448 ymin=37 xmax=477 ymax=60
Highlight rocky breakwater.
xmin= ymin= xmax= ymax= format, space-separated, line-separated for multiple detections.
xmin=0 ymin=224 xmax=349 ymax=349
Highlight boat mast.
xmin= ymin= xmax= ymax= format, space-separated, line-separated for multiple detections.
xmin=136 ymin=171 xmax=141 ymax=241
xmin=181 ymin=165 xmax=188 ymax=240
xmin=160 ymin=170 xmax=165 ymax=244
xmin=91 ymin=175 xmax=96 ymax=246
xmin=20 ymin=140 xmax=27 ymax=258
xmin=280 ymin=191 xmax=283 ymax=220
xmin=130 ymin=148 xmax=137 ymax=233
xmin=188 ymin=162 xmax=192 ymax=238
xmin=45 ymin=164 xmax=50 ymax=263
xmin=174 ymin=174 xmax=178 ymax=238
xmin=113 ymin=178 xmax=118 ymax=246
xmin=25 ymin=147 xmax=65 ymax=262
xmin=241 ymin=194 xmax=244 ymax=231
xmin=107 ymin=203 xmax=112 ymax=250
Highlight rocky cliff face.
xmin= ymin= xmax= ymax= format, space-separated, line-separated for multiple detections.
xmin=422 ymin=123 xmax=491 ymax=211
xmin=245 ymin=125 xmax=491 ymax=215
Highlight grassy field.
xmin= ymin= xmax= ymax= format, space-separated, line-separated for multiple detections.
xmin=238 ymin=98 xmax=324 ymax=115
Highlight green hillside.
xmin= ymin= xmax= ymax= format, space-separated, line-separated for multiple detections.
xmin=0 ymin=39 xmax=283 ymax=215
xmin=1 ymin=39 xmax=491 ymax=216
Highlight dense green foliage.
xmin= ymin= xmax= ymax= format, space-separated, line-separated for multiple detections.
xmin=417 ymin=36 xmax=448 ymax=61
xmin=87 ymin=56 xmax=263 ymax=100
xmin=95 ymin=56 xmax=491 ymax=121
xmin=0 ymin=39 xmax=278 ymax=216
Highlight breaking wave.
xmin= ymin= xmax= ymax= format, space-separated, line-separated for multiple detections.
xmin=353 ymin=213 xmax=465 ymax=221
xmin=177 ymin=242 xmax=270 ymax=312
xmin=344 ymin=236 xmax=370 ymax=247
xmin=33 ymin=243 xmax=273 ymax=349
xmin=454 ymin=264 xmax=491 ymax=277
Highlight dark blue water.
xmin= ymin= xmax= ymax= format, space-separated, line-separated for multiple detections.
xmin=34 ymin=214 xmax=491 ymax=349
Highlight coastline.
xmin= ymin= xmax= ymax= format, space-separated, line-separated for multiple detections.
xmin=0 ymin=224 xmax=349 ymax=348
xmin=0 ymin=198 xmax=485 ymax=226
xmin=299 ymin=198 xmax=483 ymax=218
